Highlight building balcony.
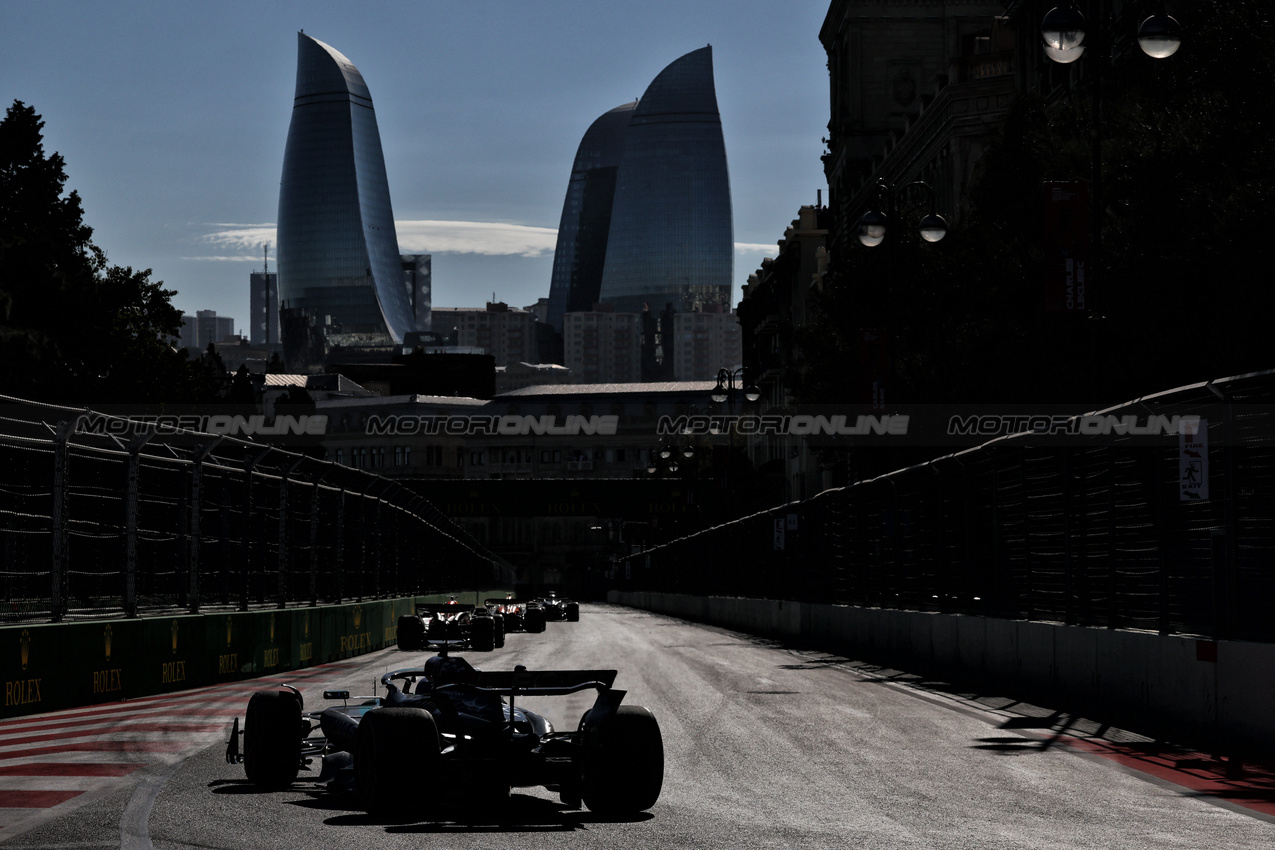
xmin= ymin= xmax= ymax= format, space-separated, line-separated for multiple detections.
xmin=961 ymin=50 xmax=1014 ymax=82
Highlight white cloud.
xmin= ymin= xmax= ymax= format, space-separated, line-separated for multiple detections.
xmin=181 ymin=255 xmax=265 ymax=262
xmin=199 ymin=223 xmax=778 ymax=262
xmin=200 ymin=220 xmax=557 ymax=259
xmin=203 ymin=224 xmax=276 ymax=253
xmin=395 ymin=220 xmax=557 ymax=257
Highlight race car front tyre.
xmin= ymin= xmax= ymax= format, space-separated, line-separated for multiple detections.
xmin=355 ymin=707 xmax=440 ymax=812
xmin=580 ymin=705 xmax=664 ymax=814
xmin=243 ymin=690 xmax=302 ymax=788
xmin=396 ymin=615 xmax=425 ymax=651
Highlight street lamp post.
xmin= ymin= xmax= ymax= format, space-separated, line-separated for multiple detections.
xmin=709 ymin=367 xmax=761 ymax=501
xmin=1040 ymin=2 xmax=1181 ymax=396
xmin=710 ymin=367 xmax=761 ymax=405
xmin=854 ymin=179 xmax=947 ymax=406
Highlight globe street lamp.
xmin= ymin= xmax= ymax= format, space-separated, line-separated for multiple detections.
xmin=711 ymin=367 xmax=761 ymax=405
xmin=855 ymin=180 xmax=947 ymax=248
xmin=1041 ymin=4 xmax=1181 ymax=64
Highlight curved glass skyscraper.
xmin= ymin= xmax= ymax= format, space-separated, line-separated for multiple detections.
xmin=545 ymin=101 xmax=636 ymax=333
xmin=597 ymin=46 xmax=733 ymax=316
xmin=277 ymin=33 xmax=412 ymax=345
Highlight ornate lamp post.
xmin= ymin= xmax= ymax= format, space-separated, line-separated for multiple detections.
xmin=854 ymin=180 xmax=947 ymax=406
xmin=855 ymin=180 xmax=948 ymax=248
xmin=1040 ymin=2 xmax=1181 ymax=397
xmin=710 ymin=367 xmax=761 ymax=405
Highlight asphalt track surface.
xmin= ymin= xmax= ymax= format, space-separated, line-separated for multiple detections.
xmin=2 ymin=603 xmax=1274 ymax=849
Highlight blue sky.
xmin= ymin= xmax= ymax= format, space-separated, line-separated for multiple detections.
xmin=1 ymin=1 xmax=831 ymax=332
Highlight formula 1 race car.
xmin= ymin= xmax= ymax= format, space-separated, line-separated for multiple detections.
xmin=539 ymin=591 xmax=580 ymax=622
xmin=487 ymin=595 xmax=546 ymax=634
xmin=396 ymin=597 xmax=504 ymax=652
xmin=226 ymin=651 xmax=664 ymax=816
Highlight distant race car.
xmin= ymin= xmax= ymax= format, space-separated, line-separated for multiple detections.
xmin=396 ymin=596 xmax=503 ymax=652
xmin=487 ymin=595 xmax=546 ymax=634
xmin=225 ymin=650 xmax=664 ymax=815
xmin=538 ymin=591 xmax=580 ymax=622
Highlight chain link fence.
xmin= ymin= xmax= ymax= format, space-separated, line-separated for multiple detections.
xmin=624 ymin=370 xmax=1275 ymax=643
xmin=0 ymin=397 xmax=498 ymax=623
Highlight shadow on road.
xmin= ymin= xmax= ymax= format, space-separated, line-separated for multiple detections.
xmin=310 ymin=793 xmax=654 ymax=831
xmin=209 ymin=782 xmax=656 ymax=831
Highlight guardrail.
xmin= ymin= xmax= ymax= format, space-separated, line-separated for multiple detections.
xmin=0 ymin=397 xmax=500 ymax=623
xmin=620 ymin=368 xmax=1275 ymax=643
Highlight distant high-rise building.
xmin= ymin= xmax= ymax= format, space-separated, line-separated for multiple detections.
xmin=401 ymin=254 xmax=432 ymax=332
xmin=276 ymin=33 xmax=411 ymax=346
xmin=546 ymin=47 xmax=733 ymax=336
xmin=563 ymin=310 xmax=642 ymax=383
xmin=249 ymin=260 xmax=280 ymax=346
xmin=431 ymin=303 xmax=538 ymax=367
xmin=182 ymin=310 xmax=236 ymax=350
xmin=545 ymin=102 xmax=636 ymax=333
xmin=597 ymin=46 xmax=733 ymax=316
xmin=670 ymin=309 xmax=741 ymax=381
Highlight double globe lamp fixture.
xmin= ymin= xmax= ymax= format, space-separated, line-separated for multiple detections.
xmin=1042 ymin=4 xmax=1182 ymax=64
xmin=711 ymin=368 xmax=761 ymax=405
xmin=856 ymin=180 xmax=948 ymax=248
xmin=647 ymin=441 xmax=695 ymax=475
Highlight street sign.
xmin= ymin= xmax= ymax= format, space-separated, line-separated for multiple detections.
xmin=1179 ymin=418 xmax=1208 ymax=501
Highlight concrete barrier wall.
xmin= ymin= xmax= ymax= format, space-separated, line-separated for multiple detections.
xmin=611 ymin=592 xmax=1275 ymax=755
xmin=0 ymin=589 xmax=511 ymax=719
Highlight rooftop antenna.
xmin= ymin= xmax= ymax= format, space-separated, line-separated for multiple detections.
xmin=264 ymin=243 xmax=269 ymax=276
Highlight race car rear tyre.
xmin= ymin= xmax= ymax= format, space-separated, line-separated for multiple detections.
xmin=565 ymin=602 xmax=580 ymax=622
xmin=243 ymin=690 xmax=302 ymax=788
xmin=355 ymin=707 xmax=439 ymax=812
xmin=472 ymin=617 xmax=495 ymax=652
xmin=396 ymin=615 xmax=425 ymax=651
xmin=581 ymin=705 xmax=664 ymax=814
xmin=525 ymin=608 xmax=546 ymax=633
xmin=493 ymin=615 xmax=505 ymax=648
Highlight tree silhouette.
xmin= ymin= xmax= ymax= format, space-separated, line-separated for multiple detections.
xmin=0 ymin=100 xmax=199 ymax=402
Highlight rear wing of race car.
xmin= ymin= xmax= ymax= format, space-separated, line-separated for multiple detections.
xmin=474 ymin=668 xmax=618 ymax=694
xmin=417 ymin=602 xmax=479 ymax=615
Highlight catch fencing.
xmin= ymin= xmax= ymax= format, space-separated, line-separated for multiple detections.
xmin=624 ymin=369 xmax=1275 ymax=643
xmin=0 ymin=397 xmax=497 ymax=623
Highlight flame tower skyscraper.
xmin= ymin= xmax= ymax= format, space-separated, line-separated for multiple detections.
xmin=546 ymin=46 xmax=734 ymax=331
xmin=277 ymin=33 xmax=412 ymax=346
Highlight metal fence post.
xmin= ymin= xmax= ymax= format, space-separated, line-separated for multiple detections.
xmin=187 ymin=439 xmax=222 ymax=615
xmin=124 ymin=431 xmax=155 ymax=618
xmin=334 ymin=487 xmax=345 ymax=603
xmin=50 ymin=417 xmax=82 ymax=623
xmin=278 ymin=457 xmax=303 ymax=608
xmin=241 ymin=448 xmax=272 ymax=611
xmin=309 ymin=470 xmax=329 ymax=607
